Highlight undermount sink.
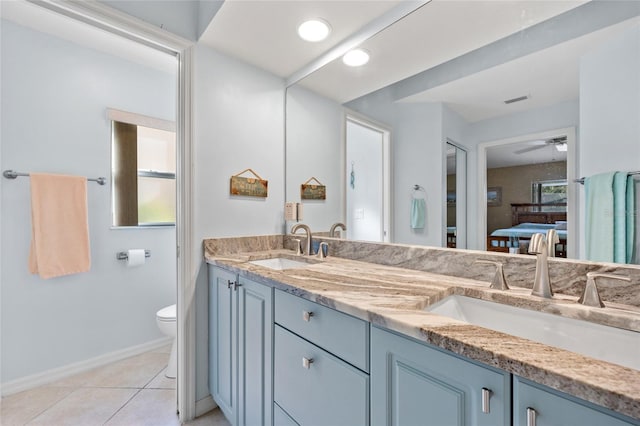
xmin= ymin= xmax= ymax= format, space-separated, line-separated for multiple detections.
xmin=425 ymin=295 xmax=639 ymax=371
xmin=248 ymin=257 xmax=311 ymax=271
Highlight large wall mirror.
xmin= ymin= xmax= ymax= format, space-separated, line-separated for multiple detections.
xmin=285 ymin=1 xmax=640 ymax=265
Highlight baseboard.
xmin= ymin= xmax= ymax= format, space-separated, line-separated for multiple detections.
xmin=195 ymin=395 xmax=218 ymax=418
xmin=1 ymin=336 xmax=172 ymax=396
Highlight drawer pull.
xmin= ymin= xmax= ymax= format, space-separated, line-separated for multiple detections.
xmin=526 ymin=407 xmax=537 ymax=426
xmin=302 ymin=311 xmax=314 ymax=322
xmin=227 ymin=280 xmax=234 ymax=289
xmin=481 ymin=388 xmax=491 ymax=414
xmin=302 ymin=357 xmax=314 ymax=369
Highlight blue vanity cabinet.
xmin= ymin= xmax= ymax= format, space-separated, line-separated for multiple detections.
xmin=208 ymin=265 xmax=273 ymax=426
xmin=273 ymin=289 xmax=370 ymax=426
xmin=371 ymin=326 xmax=511 ymax=426
xmin=513 ymin=376 xmax=639 ymax=426
xmin=209 ymin=266 xmax=237 ymax=424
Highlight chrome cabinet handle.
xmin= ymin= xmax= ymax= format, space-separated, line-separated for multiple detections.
xmin=527 ymin=407 xmax=537 ymax=426
xmin=302 ymin=311 xmax=314 ymax=322
xmin=302 ymin=357 xmax=314 ymax=369
xmin=481 ymin=388 xmax=491 ymax=414
xmin=226 ymin=280 xmax=241 ymax=291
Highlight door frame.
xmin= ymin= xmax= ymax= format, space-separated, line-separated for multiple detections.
xmin=476 ymin=126 xmax=577 ymax=258
xmin=28 ymin=0 xmax=196 ymax=421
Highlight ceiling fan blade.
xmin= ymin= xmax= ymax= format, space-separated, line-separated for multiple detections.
xmin=514 ymin=144 xmax=546 ymax=154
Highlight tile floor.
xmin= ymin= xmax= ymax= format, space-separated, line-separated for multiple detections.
xmin=1 ymin=345 xmax=230 ymax=426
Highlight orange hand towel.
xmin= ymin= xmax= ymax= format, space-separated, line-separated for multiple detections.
xmin=29 ymin=173 xmax=91 ymax=279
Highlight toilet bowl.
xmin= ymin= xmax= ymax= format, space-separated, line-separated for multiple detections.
xmin=156 ymin=304 xmax=177 ymax=378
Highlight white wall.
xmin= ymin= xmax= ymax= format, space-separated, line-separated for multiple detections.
xmin=579 ymin=24 xmax=640 ymax=259
xmin=0 ymin=20 xmax=176 ymax=384
xmin=193 ymin=44 xmax=285 ymax=399
xmin=393 ymin=103 xmax=444 ymax=246
xmin=286 ymin=85 xmax=344 ymax=232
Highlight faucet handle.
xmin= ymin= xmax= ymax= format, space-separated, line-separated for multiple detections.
xmin=293 ymin=239 xmax=302 ymax=256
xmin=578 ymin=272 xmax=630 ymax=308
xmin=545 ymin=229 xmax=560 ymax=257
xmin=317 ymin=242 xmax=328 ymax=259
xmin=475 ymin=260 xmax=509 ymax=290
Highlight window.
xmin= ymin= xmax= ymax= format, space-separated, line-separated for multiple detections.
xmin=532 ymin=179 xmax=567 ymax=206
xmin=110 ymin=109 xmax=176 ymax=227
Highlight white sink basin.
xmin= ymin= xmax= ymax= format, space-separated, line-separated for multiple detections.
xmin=425 ymin=295 xmax=640 ymax=370
xmin=248 ymin=257 xmax=311 ymax=270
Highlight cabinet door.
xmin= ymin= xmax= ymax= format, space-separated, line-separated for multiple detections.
xmin=237 ymin=277 xmax=273 ymax=426
xmin=371 ymin=326 xmax=510 ymax=426
xmin=274 ymin=325 xmax=369 ymax=426
xmin=513 ymin=376 xmax=639 ymax=426
xmin=208 ymin=266 xmax=238 ymax=424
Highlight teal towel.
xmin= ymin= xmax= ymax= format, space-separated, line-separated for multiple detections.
xmin=585 ymin=171 xmax=636 ymax=263
xmin=411 ymin=198 xmax=426 ymax=229
xmin=625 ymin=175 xmax=636 ymax=263
xmin=585 ymin=172 xmax=616 ymax=262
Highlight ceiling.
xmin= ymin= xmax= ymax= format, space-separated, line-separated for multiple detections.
xmin=400 ymin=15 xmax=640 ymax=122
xmin=486 ymin=139 xmax=567 ymax=169
xmin=0 ymin=1 xmax=177 ymax=73
xmin=291 ymin=0 xmax=586 ymax=102
xmin=198 ymin=0 xmax=404 ymax=78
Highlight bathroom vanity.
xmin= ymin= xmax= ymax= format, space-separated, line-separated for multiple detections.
xmin=205 ymin=235 xmax=640 ymax=426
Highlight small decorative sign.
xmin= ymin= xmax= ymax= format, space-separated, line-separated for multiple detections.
xmin=301 ymin=177 xmax=326 ymax=200
xmin=230 ymin=168 xmax=268 ymax=198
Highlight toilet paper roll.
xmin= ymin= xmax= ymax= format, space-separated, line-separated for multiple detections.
xmin=127 ymin=249 xmax=146 ymax=267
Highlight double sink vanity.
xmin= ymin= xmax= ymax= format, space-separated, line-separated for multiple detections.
xmin=205 ymin=234 xmax=640 ymax=426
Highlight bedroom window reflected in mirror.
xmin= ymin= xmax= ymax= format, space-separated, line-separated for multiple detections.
xmin=109 ymin=109 xmax=176 ymax=227
xmin=532 ymin=179 xmax=567 ymax=207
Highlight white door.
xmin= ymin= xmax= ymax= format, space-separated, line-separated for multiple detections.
xmin=346 ymin=118 xmax=389 ymax=242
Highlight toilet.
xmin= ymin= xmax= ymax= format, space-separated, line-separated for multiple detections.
xmin=156 ymin=304 xmax=177 ymax=378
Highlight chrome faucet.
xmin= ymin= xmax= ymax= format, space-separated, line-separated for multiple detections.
xmin=528 ymin=233 xmax=553 ymax=298
xmin=291 ymin=223 xmax=313 ymax=255
xmin=475 ymin=260 xmax=509 ymax=290
xmin=329 ymin=222 xmax=346 ymax=238
xmin=546 ymin=229 xmax=560 ymax=257
xmin=578 ymin=272 xmax=630 ymax=308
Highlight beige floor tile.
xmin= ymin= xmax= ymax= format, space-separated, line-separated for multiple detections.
xmin=184 ymin=408 xmax=231 ymax=426
xmin=27 ymin=388 xmax=137 ymax=426
xmin=0 ymin=386 xmax=75 ymax=426
xmin=49 ymin=352 xmax=169 ymax=388
xmin=104 ymin=389 xmax=178 ymax=426
xmin=145 ymin=368 xmax=176 ymax=389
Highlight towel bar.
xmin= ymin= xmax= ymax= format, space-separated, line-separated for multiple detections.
xmin=3 ymin=169 xmax=106 ymax=185
xmin=116 ymin=250 xmax=151 ymax=261
xmin=574 ymin=171 xmax=640 ymax=184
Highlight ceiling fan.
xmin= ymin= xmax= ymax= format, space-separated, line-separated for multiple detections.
xmin=514 ymin=136 xmax=568 ymax=154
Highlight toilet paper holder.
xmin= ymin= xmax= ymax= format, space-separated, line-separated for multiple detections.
xmin=116 ymin=250 xmax=151 ymax=261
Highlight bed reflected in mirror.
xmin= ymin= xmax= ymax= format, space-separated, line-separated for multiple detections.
xmin=484 ymin=134 xmax=569 ymax=257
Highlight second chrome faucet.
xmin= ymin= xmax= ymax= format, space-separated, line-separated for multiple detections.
xmin=291 ymin=223 xmax=313 ymax=256
xmin=528 ymin=233 xmax=553 ymax=298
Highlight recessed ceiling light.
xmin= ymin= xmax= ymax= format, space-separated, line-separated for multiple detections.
xmin=343 ymin=49 xmax=370 ymax=67
xmin=298 ymin=19 xmax=331 ymax=42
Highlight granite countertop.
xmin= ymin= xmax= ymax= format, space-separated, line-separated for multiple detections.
xmin=205 ymin=249 xmax=640 ymax=420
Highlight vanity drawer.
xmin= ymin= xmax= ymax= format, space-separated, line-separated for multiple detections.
xmin=275 ymin=289 xmax=369 ymax=372
xmin=274 ymin=402 xmax=298 ymax=426
xmin=274 ymin=325 xmax=369 ymax=426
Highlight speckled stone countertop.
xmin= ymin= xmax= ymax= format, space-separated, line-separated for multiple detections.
xmin=204 ymin=236 xmax=640 ymax=420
